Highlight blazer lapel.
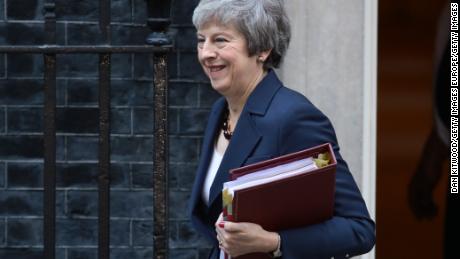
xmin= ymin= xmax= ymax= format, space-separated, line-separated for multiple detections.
xmin=208 ymin=110 xmax=262 ymax=207
xmin=195 ymin=70 xmax=284 ymax=213
xmin=207 ymin=70 xmax=284 ymax=209
xmin=189 ymin=98 xmax=226 ymax=213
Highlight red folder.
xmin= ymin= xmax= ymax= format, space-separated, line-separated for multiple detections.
xmin=224 ymin=143 xmax=337 ymax=259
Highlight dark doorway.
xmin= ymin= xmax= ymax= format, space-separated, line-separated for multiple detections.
xmin=377 ymin=1 xmax=449 ymax=258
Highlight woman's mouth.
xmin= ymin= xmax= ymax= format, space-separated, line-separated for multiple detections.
xmin=207 ymin=65 xmax=227 ymax=79
xmin=209 ymin=65 xmax=226 ymax=72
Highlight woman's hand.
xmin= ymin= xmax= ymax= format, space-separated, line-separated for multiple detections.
xmin=215 ymin=213 xmax=279 ymax=257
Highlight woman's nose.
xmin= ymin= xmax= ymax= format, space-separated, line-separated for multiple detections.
xmin=200 ymin=41 xmax=217 ymax=59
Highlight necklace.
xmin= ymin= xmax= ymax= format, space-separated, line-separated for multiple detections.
xmin=222 ymin=108 xmax=233 ymax=140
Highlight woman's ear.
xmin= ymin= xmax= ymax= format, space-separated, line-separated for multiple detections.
xmin=257 ymin=49 xmax=272 ymax=63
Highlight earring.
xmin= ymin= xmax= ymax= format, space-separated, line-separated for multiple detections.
xmin=258 ymin=57 xmax=265 ymax=62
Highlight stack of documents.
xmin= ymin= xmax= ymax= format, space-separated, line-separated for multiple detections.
xmin=221 ymin=143 xmax=337 ymax=259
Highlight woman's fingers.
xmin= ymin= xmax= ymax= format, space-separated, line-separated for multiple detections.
xmin=214 ymin=212 xmax=224 ymax=228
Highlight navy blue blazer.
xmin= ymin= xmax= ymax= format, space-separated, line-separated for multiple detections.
xmin=188 ymin=71 xmax=375 ymax=259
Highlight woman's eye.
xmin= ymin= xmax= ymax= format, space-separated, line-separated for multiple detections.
xmin=215 ymin=38 xmax=228 ymax=47
xmin=197 ymin=38 xmax=205 ymax=48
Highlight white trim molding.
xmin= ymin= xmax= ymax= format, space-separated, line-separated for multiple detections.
xmin=361 ymin=0 xmax=378 ymax=258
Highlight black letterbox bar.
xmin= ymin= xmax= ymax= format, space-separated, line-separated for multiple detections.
xmin=0 ymin=45 xmax=169 ymax=54
xmin=43 ymin=1 xmax=57 ymax=259
xmin=153 ymin=53 xmax=168 ymax=259
xmin=98 ymin=0 xmax=111 ymax=258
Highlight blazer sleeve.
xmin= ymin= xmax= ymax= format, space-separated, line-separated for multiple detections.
xmin=276 ymin=101 xmax=376 ymax=259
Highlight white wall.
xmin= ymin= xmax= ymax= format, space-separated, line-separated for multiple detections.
xmin=278 ymin=1 xmax=377 ymax=258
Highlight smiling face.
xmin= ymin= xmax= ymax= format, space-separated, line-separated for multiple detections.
xmin=197 ymin=21 xmax=268 ymax=98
